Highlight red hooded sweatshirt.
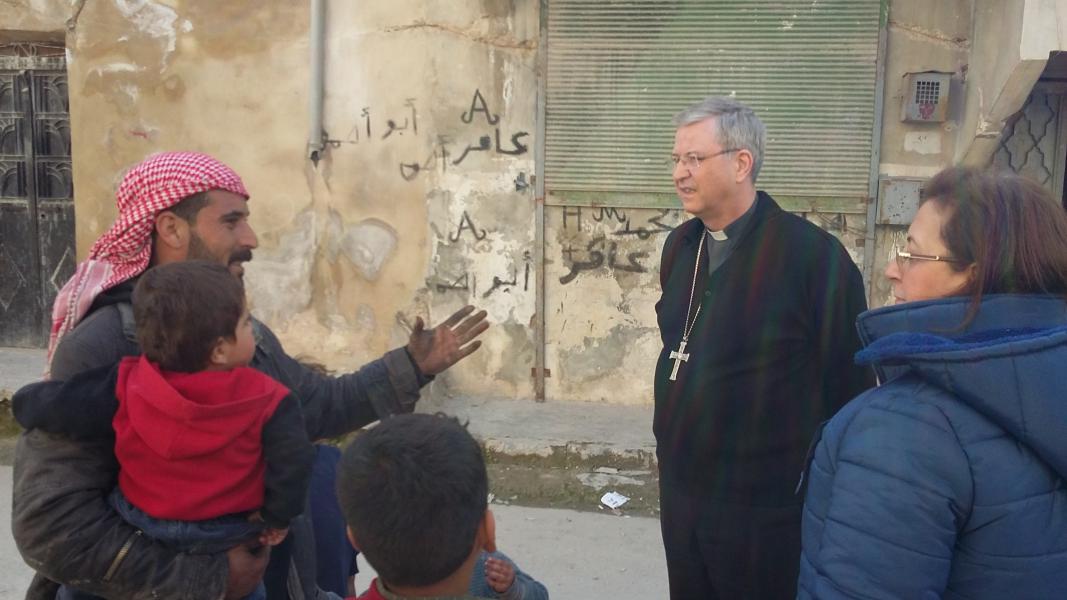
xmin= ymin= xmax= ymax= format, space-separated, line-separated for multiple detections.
xmin=114 ymin=355 xmax=290 ymax=521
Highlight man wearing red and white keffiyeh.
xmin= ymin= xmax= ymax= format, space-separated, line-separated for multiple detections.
xmin=46 ymin=151 xmax=252 ymax=373
xmin=17 ymin=151 xmax=490 ymax=600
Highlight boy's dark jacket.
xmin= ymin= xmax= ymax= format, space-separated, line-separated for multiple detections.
xmin=14 ymin=355 xmax=314 ymax=528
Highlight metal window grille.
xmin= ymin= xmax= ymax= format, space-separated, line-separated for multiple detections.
xmin=915 ymin=80 xmax=940 ymax=105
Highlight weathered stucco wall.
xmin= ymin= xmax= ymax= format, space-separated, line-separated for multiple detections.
xmin=15 ymin=0 xmax=541 ymax=400
xmin=957 ymin=0 xmax=1067 ymax=166
xmin=288 ymin=0 xmax=540 ymax=399
xmin=61 ymin=0 xmax=312 ymax=255
xmin=543 ymin=205 xmax=865 ymax=404
xmin=871 ymin=0 xmax=1067 ymax=307
xmin=956 ymin=0 xmax=1034 ymax=166
xmin=6 ymin=0 xmax=1054 ymax=404
xmin=545 ymin=206 xmax=682 ymax=404
xmin=869 ymin=0 xmax=974 ymax=307
xmin=0 ymin=0 xmax=69 ymax=35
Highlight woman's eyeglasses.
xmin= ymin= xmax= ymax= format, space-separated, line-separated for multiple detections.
xmin=891 ymin=244 xmax=963 ymax=270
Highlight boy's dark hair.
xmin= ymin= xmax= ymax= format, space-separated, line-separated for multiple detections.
xmin=337 ymin=413 xmax=488 ymax=587
xmin=133 ymin=261 xmax=245 ymax=372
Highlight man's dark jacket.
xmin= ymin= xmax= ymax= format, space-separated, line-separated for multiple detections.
xmin=13 ymin=281 xmax=425 ymax=600
xmin=654 ymin=192 xmax=874 ymax=505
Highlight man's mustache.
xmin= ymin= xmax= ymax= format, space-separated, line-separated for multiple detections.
xmin=230 ymin=249 xmax=253 ymax=263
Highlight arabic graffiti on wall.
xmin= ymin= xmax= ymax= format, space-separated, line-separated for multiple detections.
xmin=325 ymin=88 xmax=528 ymax=183
xmin=429 ymin=209 xmax=532 ymax=300
xmin=557 ymin=207 xmax=678 ymax=285
xmin=399 ymin=88 xmax=529 ymax=181
xmin=326 ymin=98 xmax=420 ymax=146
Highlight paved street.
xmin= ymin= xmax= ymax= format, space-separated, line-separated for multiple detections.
xmin=0 ymin=465 xmax=667 ymax=599
xmin=0 ymin=467 xmax=33 ymax=599
xmin=0 ymin=348 xmax=46 ymax=397
xmin=0 ymin=347 xmax=668 ymax=598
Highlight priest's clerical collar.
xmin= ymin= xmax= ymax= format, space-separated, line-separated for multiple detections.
xmin=706 ymin=196 xmax=757 ymax=243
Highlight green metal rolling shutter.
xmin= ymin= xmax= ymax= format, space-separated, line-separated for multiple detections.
xmin=545 ymin=0 xmax=885 ymax=209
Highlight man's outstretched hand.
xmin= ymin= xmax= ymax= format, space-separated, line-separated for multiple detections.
xmin=407 ymin=305 xmax=489 ymax=376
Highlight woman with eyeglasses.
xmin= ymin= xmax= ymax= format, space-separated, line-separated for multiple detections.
xmin=796 ymin=167 xmax=1067 ymax=599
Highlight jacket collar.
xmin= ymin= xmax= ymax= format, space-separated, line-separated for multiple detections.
xmin=858 ymin=295 xmax=1067 ymax=354
xmin=677 ymin=190 xmax=781 ymax=247
xmin=855 ymin=294 xmax=1067 ymax=480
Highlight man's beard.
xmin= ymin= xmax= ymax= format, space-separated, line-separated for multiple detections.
xmin=187 ymin=234 xmax=253 ymax=277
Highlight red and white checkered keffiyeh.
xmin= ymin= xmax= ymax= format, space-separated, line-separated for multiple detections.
xmin=46 ymin=151 xmax=249 ymax=372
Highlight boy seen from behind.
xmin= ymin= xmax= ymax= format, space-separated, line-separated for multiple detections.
xmin=338 ymin=413 xmax=498 ymax=600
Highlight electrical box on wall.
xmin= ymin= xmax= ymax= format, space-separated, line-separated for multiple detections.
xmin=901 ymin=72 xmax=951 ymax=123
xmin=878 ymin=178 xmax=925 ymax=225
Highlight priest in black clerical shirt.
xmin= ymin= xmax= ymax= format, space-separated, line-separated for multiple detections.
xmin=655 ymin=96 xmax=875 ymax=600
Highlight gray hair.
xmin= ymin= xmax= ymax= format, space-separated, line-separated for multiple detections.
xmin=673 ymin=96 xmax=766 ymax=182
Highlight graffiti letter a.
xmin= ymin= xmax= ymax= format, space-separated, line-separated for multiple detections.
xmin=448 ymin=211 xmax=488 ymax=242
xmin=461 ymin=88 xmax=500 ymax=125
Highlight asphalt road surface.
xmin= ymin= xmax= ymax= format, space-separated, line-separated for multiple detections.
xmin=0 ymin=465 xmax=668 ymax=599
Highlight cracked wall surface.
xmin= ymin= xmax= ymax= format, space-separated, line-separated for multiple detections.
xmin=6 ymin=0 xmax=1059 ymax=404
xmin=956 ymin=0 xmax=1067 ymax=166
xmin=868 ymin=0 xmax=974 ymax=307
xmin=872 ymin=1 xmax=1067 ymax=306
xmin=3 ymin=0 xmax=540 ymax=396
xmin=0 ymin=0 xmax=68 ymax=34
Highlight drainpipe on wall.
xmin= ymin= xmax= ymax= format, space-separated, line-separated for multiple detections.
xmin=862 ymin=3 xmax=889 ymax=301
xmin=307 ymin=0 xmax=326 ymax=165
xmin=533 ymin=0 xmax=549 ymax=402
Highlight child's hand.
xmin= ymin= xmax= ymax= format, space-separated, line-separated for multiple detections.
xmin=259 ymin=527 xmax=289 ymax=547
xmin=485 ymin=556 xmax=515 ymax=593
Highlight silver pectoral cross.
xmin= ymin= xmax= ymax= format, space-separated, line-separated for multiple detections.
xmin=668 ymin=339 xmax=690 ymax=381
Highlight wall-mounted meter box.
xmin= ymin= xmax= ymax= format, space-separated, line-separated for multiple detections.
xmin=901 ymin=72 xmax=951 ymax=123
xmin=878 ymin=178 xmax=925 ymax=225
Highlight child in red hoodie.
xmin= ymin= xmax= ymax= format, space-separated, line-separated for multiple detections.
xmin=15 ymin=261 xmax=314 ymax=600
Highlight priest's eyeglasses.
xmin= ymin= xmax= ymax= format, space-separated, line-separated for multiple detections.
xmin=891 ymin=244 xmax=963 ymax=270
xmin=669 ymin=149 xmax=739 ymax=172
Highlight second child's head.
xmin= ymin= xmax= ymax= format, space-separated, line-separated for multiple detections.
xmin=133 ymin=261 xmax=254 ymax=372
xmin=337 ymin=413 xmax=495 ymax=594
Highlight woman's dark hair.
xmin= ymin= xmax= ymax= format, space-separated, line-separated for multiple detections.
xmin=133 ymin=260 xmax=245 ymax=372
xmin=921 ymin=167 xmax=1067 ymax=322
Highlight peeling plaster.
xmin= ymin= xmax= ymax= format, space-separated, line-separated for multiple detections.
xmin=244 ymin=211 xmax=317 ymax=326
xmin=89 ymin=62 xmax=145 ymax=74
xmin=879 ymin=162 xmax=945 ymax=178
xmin=558 ymin=325 xmax=655 ymax=383
xmin=382 ymin=19 xmax=536 ymax=50
xmin=117 ymin=82 xmax=139 ymax=104
xmin=889 ymin=19 xmax=970 ymax=49
xmin=355 ymin=304 xmax=377 ymax=331
xmin=113 ymin=0 xmax=179 ymax=58
xmin=903 ymin=131 xmax=943 ymax=155
xmin=974 ymin=86 xmax=1001 ymax=136
xmin=342 ymin=219 xmax=399 ymax=281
